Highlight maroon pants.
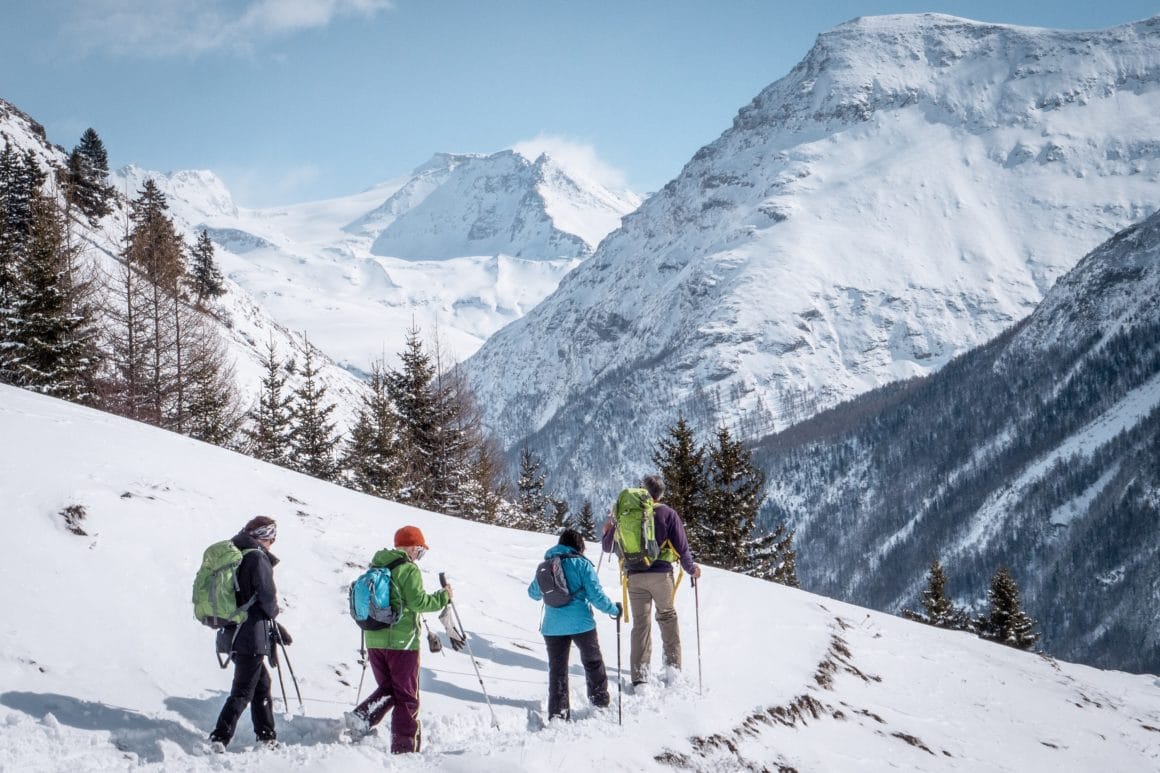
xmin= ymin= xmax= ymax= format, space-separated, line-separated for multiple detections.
xmin=353 ymin=648 xmax=421 ymax=753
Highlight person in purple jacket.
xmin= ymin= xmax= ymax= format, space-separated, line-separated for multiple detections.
xmin=602 ymin=475 xmax=701 ymax=685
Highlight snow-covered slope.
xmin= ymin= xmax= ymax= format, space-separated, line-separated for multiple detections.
xmin=463 ymin=13 xmax=1160 ymax=502
xmin=1 ymin=100 xmax=368 ymax=431
xmin=754 ymin=207 xmax=1160 ymax=674
xmin=114 ymin=150 xmax=641 ymax=372
xmin=2 ymin=383 xmax=1159 ymax=772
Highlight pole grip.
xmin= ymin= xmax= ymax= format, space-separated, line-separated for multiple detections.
xmin=439 ymin=572 xmax=448 ymax=588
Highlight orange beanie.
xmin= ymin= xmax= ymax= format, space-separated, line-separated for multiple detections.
xmin=394 ymin=525 xmax=428 ymax=549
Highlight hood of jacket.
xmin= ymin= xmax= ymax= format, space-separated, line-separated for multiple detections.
xmin=232 ymin=530 xmax=279 ymax=566
xmin=371 ymin=547 xmax=409 ymax=567
xmin=544 ymin=544 xmax=585 ymax=561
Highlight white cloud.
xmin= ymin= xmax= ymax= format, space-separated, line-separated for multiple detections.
xmin=64 ymin=0 xmax=392 ymax=58
xmin=510 ymin=134 xmax=629 ymax=191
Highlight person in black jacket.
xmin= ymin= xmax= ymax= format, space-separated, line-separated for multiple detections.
xmin=209 ymin=516 xmax=287 ymax=749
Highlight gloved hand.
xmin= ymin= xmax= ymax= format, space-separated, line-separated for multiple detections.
xmin=611 ymin=602 xmax=623 ymax=621
xmin=275 ymin=622 xmax=293 ymax=645
xmin=439 ymin=605 xmax=467 ymax=652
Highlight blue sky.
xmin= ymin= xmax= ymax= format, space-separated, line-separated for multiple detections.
xmin=1 ymin=0 xmax=1156 ymax=208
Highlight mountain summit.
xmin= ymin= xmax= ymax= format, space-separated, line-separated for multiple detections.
xmin=464 ymin=13 xmax=1160 ymax=500
xmin=368 ymin=150 xmax=641 ymax=260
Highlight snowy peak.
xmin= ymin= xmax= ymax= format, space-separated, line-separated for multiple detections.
xmin=464 ymin=13 xmax=1160 ymax=508
xmin=369 ymin=149 xmax=640 ymax=260
xmin=113 ymin=164 xmax=239 ymax=221
xmin=733 ymin=13 xmax=1160 ymax=135
xmin=342 ymin=152 xmax=472 ymax=237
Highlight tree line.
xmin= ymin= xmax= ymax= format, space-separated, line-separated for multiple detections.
xmin=904 ymin=559 xmax=1039 ymax=651
xmin=513 ymin=414 xmax=799 ymax=587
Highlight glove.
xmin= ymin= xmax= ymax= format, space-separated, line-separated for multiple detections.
xmin=439 ymin=605 xmax=467 ymax=652
xmin=275 ymin=622 xmax=293 ymax=646
xmin=611 ymin=602 xmax=622 ymax=621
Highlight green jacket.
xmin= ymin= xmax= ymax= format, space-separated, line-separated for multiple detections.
xmin=362 ymin=548 xmax=450 ymax=651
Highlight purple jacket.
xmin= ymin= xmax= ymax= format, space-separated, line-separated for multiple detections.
xmin=602 ymin=503 xmax=696 ymax=575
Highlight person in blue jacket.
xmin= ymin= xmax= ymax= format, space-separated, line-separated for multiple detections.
xmin=528 ymin=528 xmax=622 ymax=720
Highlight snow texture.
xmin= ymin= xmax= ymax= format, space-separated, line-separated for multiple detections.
xmin=2 ymin=383 xmax=1159 ymax=771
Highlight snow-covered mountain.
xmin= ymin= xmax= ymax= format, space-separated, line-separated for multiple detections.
xmin=462 ymin=13 xmax=1160 ymax=504
xmin=370 ymin=150 xmax=640 ymax=260
xmin=0 ymin=99 xmax=368 ymax=431
xmin=114 ymin=150 xmax=641 ymax=373
xmin=3 ymin=382 xmax=1159 ymax=772
xmin=755 ymin=207 xmax=1160 ymax=674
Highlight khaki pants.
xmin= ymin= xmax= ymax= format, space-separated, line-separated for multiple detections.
xmin=627 ymin=571 xmax=681 ymax=683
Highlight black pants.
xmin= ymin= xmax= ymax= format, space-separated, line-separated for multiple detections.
xmin=211 ymin=654 xmax=276 ymax=744
xmin=544 ymin=628 xmax=609 ymax=720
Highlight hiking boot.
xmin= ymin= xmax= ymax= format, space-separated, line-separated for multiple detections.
xmin=257 ymin=737 xmax=280 ymax=750
xmin=342 ymin=711 xmax=372 ymax=741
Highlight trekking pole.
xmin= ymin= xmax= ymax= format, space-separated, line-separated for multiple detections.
xmin=439 ymin=572 xmax=500 ymax=729
xmin=692 ymin=576 xmax=703 ymax=696
xmin=616 ymin=609 xmax=623 ymax=726
xmin=278 ymin=640 xmax=305 ymax=715
xmin=355 ymin=631 xmax=368 ymax=703
xmin=273 ymin=649 xmax=290 ymax=715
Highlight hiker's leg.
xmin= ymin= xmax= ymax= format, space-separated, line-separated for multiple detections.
xmin=211 ymin=654 xmax=264 ymax=745
xmin=575 ymin=628 xmax=609 ymax=707
xmin=544 ymin=634 xmax=572 ymax=719
xmin=652 ymin=571 xmax=682 ymax=670
xmin=385 ymin=649 xmax=421 ymax=753
xmin=250 ymin=659 xmax=276 ymax=741
xmin=628 ymin=574 xmax=653 ymax=683
xmin=354 ymin=648 xmax=395 ymax=727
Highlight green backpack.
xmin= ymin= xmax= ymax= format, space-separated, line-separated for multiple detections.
xmin=613 ymin=488 xmax=660 ymax=570
xmin=192 ymin=540 xmax=258 ymax=629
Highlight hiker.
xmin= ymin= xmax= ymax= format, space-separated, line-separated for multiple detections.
xmin=344 ymin=525 xmax=453 ymax=754
xmin=209 ymin=516 xmax=289 ymax=749
xmin=602 ymin=474 xmax=700 ymax=686
xmin=528 ymin=528 xmax=622 ymax=721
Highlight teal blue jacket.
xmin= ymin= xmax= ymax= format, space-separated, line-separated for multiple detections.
xmin=528 ymin=545 xmax=619 ymax=636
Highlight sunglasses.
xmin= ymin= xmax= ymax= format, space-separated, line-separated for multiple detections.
xmin=414 ymin=547 xmax=427 ymax=561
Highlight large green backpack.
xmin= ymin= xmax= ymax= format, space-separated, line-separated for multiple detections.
xmin=192 ymin=540 xmax=258 ymax=629
xmin=613 ymin=488 xmax=660 ymax=570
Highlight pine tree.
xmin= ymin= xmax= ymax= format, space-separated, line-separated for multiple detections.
xmin=287 ymin=337 xmax=340 ymax=480
xmin=123 ymin=179 xmax=185 ymax=426
xmin=244 ymin=338 xmax=294 ymax=465
xmin=458 ymin=438 xmax=508 ymax=524
xmin=66 ymin=128 xmax=115 ymax=220
xmin=551 ymin=498 xmax=571 ymax=531
xmin=981 ymin=566 xmax=1039 ymax=650
xmin=179 ymin=309 xmax=243 ymax=445
xmin=652 ymin=414 xmax=708 ymax=545
xmin=343 ymin=359 xmax=401 ymax=498
xmin=516 ymin=446 xmax=550 ymax=531
xmin=8 ymin=193 xmax=100 ymax=401
xmin=576 ymin=499 xmax=597 ymax=540
xmin=745 ymin=522 xmax=799 ymax=587
xmin=703 ymin=425 xmax=766 ymax=571
xmin=188 ymin=229 xmax=225 ymax=305
xmin=0 ymin=143 xmax=47 ymax=384
xmin=387 ymin=323 xmax=438 ymax=506
xmin=902 ymin=558 xmax=971 ymax=630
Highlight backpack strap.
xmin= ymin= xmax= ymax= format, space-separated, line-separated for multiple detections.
xmin=379 ymin=556 xmax=409 ymax=622
xmin=234 ymin=548 xmax=262 ymax=618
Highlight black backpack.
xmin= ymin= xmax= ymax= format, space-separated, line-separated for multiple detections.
xmin=535 ymin=555 xmax=576 ymax=607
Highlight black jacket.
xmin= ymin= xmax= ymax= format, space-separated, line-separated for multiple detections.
xmin=230 ymin=531 xmax=280 ymax=656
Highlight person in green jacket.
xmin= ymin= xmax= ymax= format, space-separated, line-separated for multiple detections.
xmin=344 ymin=525 xmax=452 ymax=753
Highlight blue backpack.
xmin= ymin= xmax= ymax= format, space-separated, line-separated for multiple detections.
xmin=349 ymin=557 xmax=407 ymax=630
